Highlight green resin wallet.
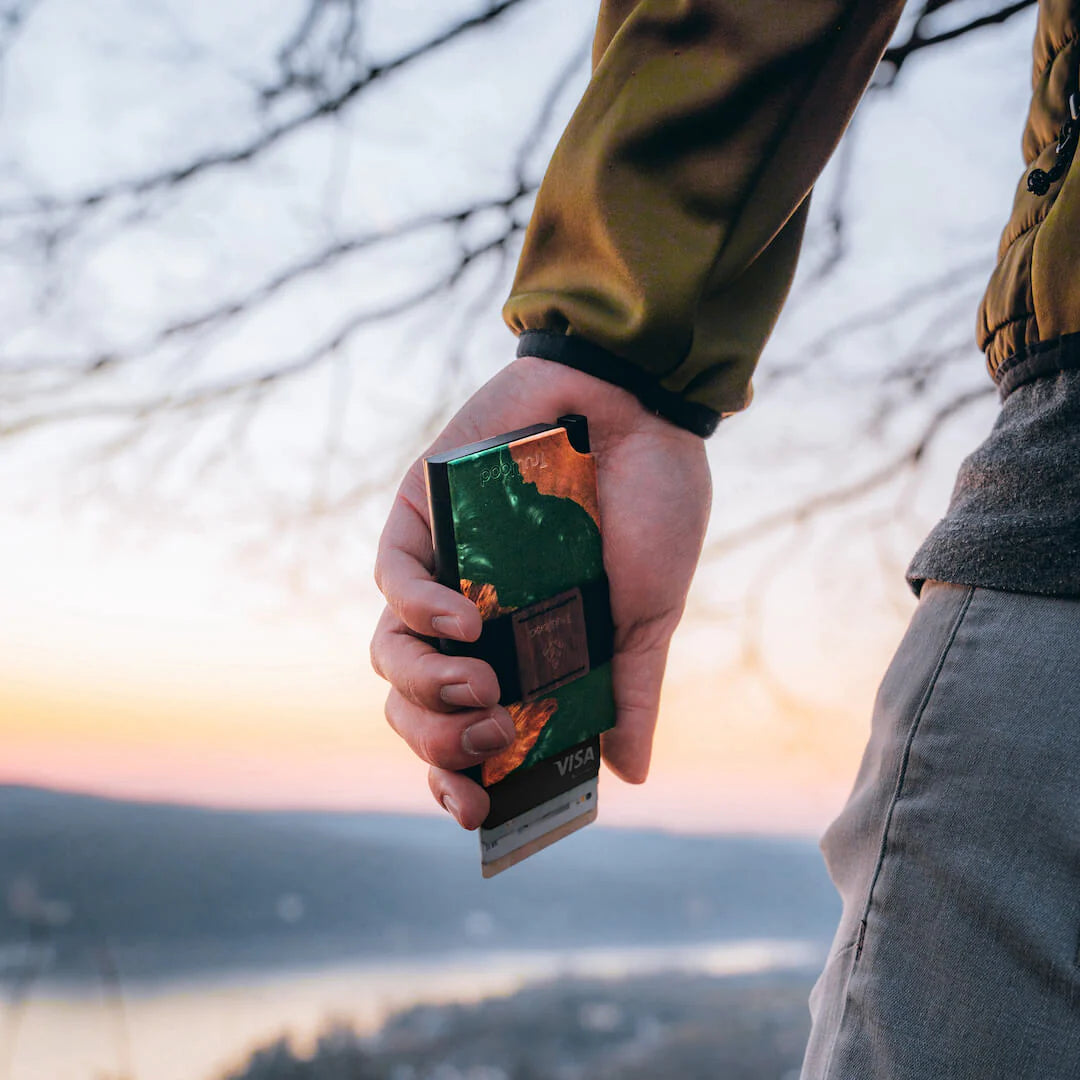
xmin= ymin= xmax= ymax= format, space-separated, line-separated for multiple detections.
xmin=425 ymin=415 xmax=615 ymax=876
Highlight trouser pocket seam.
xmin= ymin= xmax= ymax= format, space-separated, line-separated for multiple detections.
xmin=813 ymin=586 xmax=976 ymax=1080
xmin=852 ymin=584 xmax=976 ymax=966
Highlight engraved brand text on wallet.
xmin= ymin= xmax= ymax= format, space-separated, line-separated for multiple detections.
xmin=480 ymin=461 xmax=517 ymax=485
xmin=517 ymin=450 xmax=548 ymax=471
xmin=528 ymin=612 xmax=572 ymax=637
xmin=479 ymin=452 xmax=546 ymax=486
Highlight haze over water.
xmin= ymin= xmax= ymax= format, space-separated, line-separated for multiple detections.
xmin=8 ymin=940 xmax=823 ymax=1080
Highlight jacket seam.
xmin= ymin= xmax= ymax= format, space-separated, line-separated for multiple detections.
xmin=987 ymin=311 xmax=1034 ymax=335
xmin=984 ymin=310 xmax=1034 ymax=345
xmin=998 ymin=214 xmax=1044 ymax=255
xmin=1034 ymin=30 xmax=1080 ymax=87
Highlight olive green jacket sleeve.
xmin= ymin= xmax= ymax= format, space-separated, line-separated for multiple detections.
xmin=503 ymin=0 xmax=906 ymax=435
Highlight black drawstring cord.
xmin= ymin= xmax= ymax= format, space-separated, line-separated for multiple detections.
xmin=1028 ymin=92 xmax=1080 ymax=196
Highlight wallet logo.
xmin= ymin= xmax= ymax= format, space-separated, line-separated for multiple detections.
xmin=555 ymin=745 xmax=596 ymax=777
xmin=480 ymin=461 xmax=517 ymax=486
xmin=529 ymin=611 xmax=573 ymax=672
xmin=479 ymin=452 xmax=547 ymax=486
xmin=517 ymin=450 xmax=548 ymax=472
xmin=512 ymin=588 xmax=590 ymax=701
xmin=541 ymin=635 xmax=565 ymax=669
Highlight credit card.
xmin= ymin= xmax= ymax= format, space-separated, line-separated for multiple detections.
xmin=480 ymin=776 xmax=598 ymax=878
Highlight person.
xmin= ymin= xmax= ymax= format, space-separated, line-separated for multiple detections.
xmin=370 ymin=2 xmax=1080 ymax=1075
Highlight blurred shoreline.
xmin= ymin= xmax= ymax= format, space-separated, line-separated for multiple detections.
xmin=7 ymin=939 xmax=823 ymax=1080
xmin=2 ymin=785 xmax=837 ymax=1078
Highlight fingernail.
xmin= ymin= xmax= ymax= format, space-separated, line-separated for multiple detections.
xmin=441 ymin=793 xmax=460 ymax=821
xmin=432 ymin=614 xmax=465 ymax=639
xmin=440 ymin=682 xmax=483 ymax=708
xmin=462 ymin=714 xmax=515 ymax=756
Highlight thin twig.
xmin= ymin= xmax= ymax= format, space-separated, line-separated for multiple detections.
xmin=703 ymin=385 xmax=995 ymax=561
xmin=0 ymin=0 xmax=534 ymax=218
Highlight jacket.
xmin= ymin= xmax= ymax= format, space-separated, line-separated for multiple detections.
xmin=503 ymin=0 xmax=1073 ymax=437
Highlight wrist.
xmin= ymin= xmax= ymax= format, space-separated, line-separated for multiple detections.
xmin=514 ymin=330 xmax=721 ymax=438
xmin=509 ymin=354 xmax=705 ymax=451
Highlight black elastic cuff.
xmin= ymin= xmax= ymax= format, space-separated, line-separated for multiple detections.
xmin=517 ymin=329 xmax=720 ymax=437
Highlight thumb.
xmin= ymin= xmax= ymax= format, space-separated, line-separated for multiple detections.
xmin=600 ymin=623 xmax=677 ymax=784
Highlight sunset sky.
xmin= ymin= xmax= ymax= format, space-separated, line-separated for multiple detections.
xmin=0 ymin=1 xmax=1034 ymax=836
xmin=0 ymin=496 xmax=898 ymax=833
xmin=0 ymin=402 xmax=984 ymax=835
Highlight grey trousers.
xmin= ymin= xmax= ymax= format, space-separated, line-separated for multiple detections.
xmin=801 ymin=582 xmax=1080 ymax=1079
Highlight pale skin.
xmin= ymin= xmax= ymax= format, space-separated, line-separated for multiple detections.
xmin=370 ymin=355 xmax=712 ymax=830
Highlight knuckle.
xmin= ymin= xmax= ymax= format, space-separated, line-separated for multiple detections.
xmin=395 ymin=593 xmax=421 ymax=632
xmin=369 ymin=637 xmax=386 ymax=681
xmin=372 ymin=549 xmax=389 ymax=599
xmin=414 ymin=729 xmax=442 ymax=768
xmin=416 ymin=652 xmax=450 ymax=694
xmin=383 ymin=690 xmax=413 ymax=741
xmin=383 ymin=694 xmax=400 ymax=733
xmin=402 ymin=668 xmax=424 ymax=707
xmin=427 ymin=765 xmax=447 ymax=802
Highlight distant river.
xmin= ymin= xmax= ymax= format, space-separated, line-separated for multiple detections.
xmin=3 ymin=938 xmax=824 ymax=1080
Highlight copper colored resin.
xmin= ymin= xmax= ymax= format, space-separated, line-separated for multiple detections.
xmin=458 ymin=577 xmax=562 ymax=784
xmin=460 ymin=579 xmax=511 ymax=620
xmin=482 ymin=698 xmax=558 ymax=786
xmin=511 ymin=430 xmax=600 ymax=528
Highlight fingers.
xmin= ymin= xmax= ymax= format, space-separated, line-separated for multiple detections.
xmin=370 ymin=609 xmax=500 ymax=712
xmin=373 ymin=605 xmax=511 ymax=771
xmin=384 ymin=688 xmax=516 ymax=771
xmin=372 ymin=479 xmax=503 ymax=833
xmin=428 ymin=767 xmax=490 ymax=830
xmin=374 ymin=485 xmax=482 ymax=642
xmin=371 ymin=604 xmax=502 ymax=831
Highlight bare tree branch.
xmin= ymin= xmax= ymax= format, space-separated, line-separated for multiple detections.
xmin=511 ymin=26 xmax=592 ymax=190
xmin=0 ymin=188 xmax=534 ymax=385
xmin=0 ymin=0 xmax=38 ymax=67
xmin=761 ymin=255 xmax=990 ymax=388
xmin=0 ymin=0 xmax=535 ymax=219
xmin=0 ymin=225 xmax=518 ymax=438
xmin=702 ymin=385 xmax=995 ymax=561
xmin=879 ymin=0 xmax=1037 ymax=86
xmin=265 ymin=0 xmax=366 ymax=106
xmin=0 ymin=0 xmax=1037 ymax=589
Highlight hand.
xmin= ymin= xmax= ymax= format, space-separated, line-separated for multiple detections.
xmin=370 ymin=355 xmax=711 ymax=829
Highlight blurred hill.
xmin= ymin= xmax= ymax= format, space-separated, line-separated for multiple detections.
xmin=226 ymin=970 xmax=816 ymax=1080
xmin=0 ymin=786 xmax=838 ymax=979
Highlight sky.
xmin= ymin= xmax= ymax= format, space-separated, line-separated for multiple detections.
xmin=0 ymin=0 xmax=1036 ymax=835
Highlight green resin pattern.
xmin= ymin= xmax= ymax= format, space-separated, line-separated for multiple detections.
xmin=446 ymin=441 xmax=615 ymax=774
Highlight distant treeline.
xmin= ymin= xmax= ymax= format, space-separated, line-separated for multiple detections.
xmin=0 ymin=786 xmax=837 ymax=979
xmin=223 ymin=970 xmax=813 ymax=1080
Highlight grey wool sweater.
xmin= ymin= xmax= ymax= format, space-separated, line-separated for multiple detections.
xmin=908 ymin=370 xmax=1080 ymax=598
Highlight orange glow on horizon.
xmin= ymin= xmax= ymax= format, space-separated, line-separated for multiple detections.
xmin=0 ymin=647 xmax=874 ymax=835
